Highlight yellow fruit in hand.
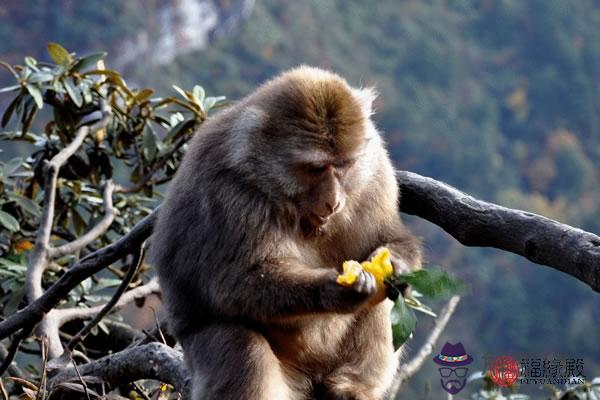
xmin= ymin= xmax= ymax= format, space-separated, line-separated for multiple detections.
xmin=336 ymin=260 xmax=362 ymax=286
xmin=336 ymin=247 xmax=393 ymax=287
xmin=362 ymin=247 xmax=393 ymax=286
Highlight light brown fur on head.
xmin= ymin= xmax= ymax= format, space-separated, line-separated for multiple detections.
xmin=254 ymin=66 xmax=369 ymax=155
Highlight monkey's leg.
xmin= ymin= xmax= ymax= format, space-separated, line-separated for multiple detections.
xmin=319 ymin=303 xmax=398 ymax=400
xmin=183 ymin=324 xmax=295 ymax=400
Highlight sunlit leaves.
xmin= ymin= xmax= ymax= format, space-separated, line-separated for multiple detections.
xmin=47 ymin=42 xmax=72 ymax=66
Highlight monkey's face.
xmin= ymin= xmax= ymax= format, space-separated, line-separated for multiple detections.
xmin=289 ymin=151 xmax=358 ymax=234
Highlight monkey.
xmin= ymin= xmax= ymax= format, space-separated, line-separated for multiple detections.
xmin=150 ymin=66 xmax=422 ymax=400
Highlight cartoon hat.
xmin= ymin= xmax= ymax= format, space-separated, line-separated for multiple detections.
xmin=433 ymin=342 xmax=473 ymax=366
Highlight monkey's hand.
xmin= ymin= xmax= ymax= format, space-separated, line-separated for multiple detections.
xmin=367 ymin=246 xmax=413 ymax=301
xmin=337 ymin=257 xmax=389 ymax=305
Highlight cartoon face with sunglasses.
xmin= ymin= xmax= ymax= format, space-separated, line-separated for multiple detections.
xmin=433 ymin=342 xmax=474 ymax=394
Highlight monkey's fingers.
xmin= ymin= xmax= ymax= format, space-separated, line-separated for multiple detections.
xmin=354 ymin=270 xmax=377 ymax=295
xmin=390 ymin=257 xmax=411 ymax=276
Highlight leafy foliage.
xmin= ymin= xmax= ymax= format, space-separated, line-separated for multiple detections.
xmin=0 ymin=43 xmax=224 ymax=397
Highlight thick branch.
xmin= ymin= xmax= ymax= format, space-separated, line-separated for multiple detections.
xmin=48 ymin=343 xmax=189 ymax=397
xmin=397 ymin=171 xmax=600 ymax=292
xmin=49 ymin=180 xmax=117 ymax=259
xmin=390 ymin=296 xmax=461 ymax=395
xmin=0 ymin=211 xmax=156 ymax=340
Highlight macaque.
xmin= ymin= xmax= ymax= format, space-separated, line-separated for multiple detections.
xmin=151 ymin=66 xmax=421 ymax=400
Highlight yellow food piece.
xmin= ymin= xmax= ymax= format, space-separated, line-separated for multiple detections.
xmin=336 ymin=260 xmax=362 ymax=286
xmin=336 ymin=247 xmax=393 ymax=287
xmin=362 ymin=247 xmax=393 ymax=285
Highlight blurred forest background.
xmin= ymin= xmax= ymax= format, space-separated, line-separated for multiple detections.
xmin=0 ymin=0 xmax=599 ymax=397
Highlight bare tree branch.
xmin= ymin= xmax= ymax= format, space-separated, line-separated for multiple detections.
xmin=48 ymin=343 xmax=189 ymax=397
xmin=49 ymin=180 xmax=117 ymax=259
xmin=26 ymin=106 xmax=112 ymax=303
xmin=397 ymin=171 xmax=600 ymax=292
xmin=389 ymin=296 xmax=461 ymax=397
xmin=0 ymin=210 xmax=157 ymax=341
xmin=23 ymin=104 xmax=113 ymax=359
xmin=53 ymin=278 xmax=159 ymax=328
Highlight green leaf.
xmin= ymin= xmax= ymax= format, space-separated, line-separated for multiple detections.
xmin=164 ymin=119 xmax=196 ymax=143
xmin=0 ymin=85 xmax=21 ymax=94
xmin=391 ymin=298 xmax=417 ymax=349
xmin=25 ymin=84 xmax=43 ymax=109
xmin=134 ymin=88 xmax=155 ymax=103
xmin=203 ymin=96 xmax=226 ymax=112
xmin=63 ymin=76 xmax=83 ymax=107
xmin=24 ymin=56 xmax=38 ymax=71
xmin=9 ymin=193 xmax=41 ymax=218
xmin=3 ymin=157 xmax=22 ymax=176
xmin=82 ymin=69 xmax=121 ymax=79
xmin=172 ymin=84 xmax=192 ymax=101
xmin=71 ymin=208 xmax=86 ymax=236
xmin=47 ymin=42 xmax=72 ymax=66
xmin=20 ymin=97 xmax=38 ymax=137
xmin=2 ymin=92 xmax=23 ymax=128
xmin=142 ymin=123 xmax=158 ymax=161
xmin=27 ymin=71 xmax=54 ymax=84
xmin=192 ymin=85 xmax=205 ymax=104
xmin=391 ymin=266 xmax=467 ymax=299
xmin=0 ymin=210 xmax=20 ymax=232
xmin=3 ymin=288 xmax=24 ymax=316
xmin=72 ymin=52 xmax=107 ymax=72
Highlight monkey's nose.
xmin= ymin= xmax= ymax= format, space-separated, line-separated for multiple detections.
xmin=327 ymin=200 xmax=341 ymax=214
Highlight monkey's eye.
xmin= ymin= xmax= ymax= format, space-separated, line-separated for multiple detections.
xmin=305 ymin=165 xmax=328 ymax=176
xmin=336 ymin=159 xmax=355 ymax=169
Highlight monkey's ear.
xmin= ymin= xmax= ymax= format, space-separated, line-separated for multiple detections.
xmin=352 ymin=87 xmax=378 ymax=117
xmin=228 ymin=105 xmax=267 ymax=164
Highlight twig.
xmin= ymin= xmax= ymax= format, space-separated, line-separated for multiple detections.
xmin=149 ymin=307 xmax=166 ymax=345
xmin=389 ymin=296 xmax=461 ymax=397
xmin=54 ymin=277 xmax=159 ymax=326
xmin=132 ymin=382 xmax=151 ymax=400
xmin=49 ymin=180 xmax=117 ymax=259
xmin=35 ymin=337 xmax=48 ymax=400
xmin=0 ymin=379 xmax=7 ymax=400
xmin=71 ymin=355 xmax=91 ymax=400
xmin=67 ymin=244 xmax=146 ymax=352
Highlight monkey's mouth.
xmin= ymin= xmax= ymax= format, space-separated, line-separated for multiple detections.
xmin=300 ymin=214 xmax=329 ymax=237
xmin=307 ymin=213 xmax=330 ymax=228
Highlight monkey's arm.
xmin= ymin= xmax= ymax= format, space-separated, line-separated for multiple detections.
xmin=386 ymin=232 xmax=422 ymax=273
xmin=211 ymin=260 xmax=377 ymax=322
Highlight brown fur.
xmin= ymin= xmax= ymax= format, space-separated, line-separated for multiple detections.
xmin=151 ymin=66 xmax=421 ymax=400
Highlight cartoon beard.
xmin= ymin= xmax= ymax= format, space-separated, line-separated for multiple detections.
xmin=441 ymin=378 xmax=466 ymax=394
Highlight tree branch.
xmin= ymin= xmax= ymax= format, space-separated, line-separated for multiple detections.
xmin=389 ymin=296 xmax=461 ymax=396
xmin=56 ymin=277 xmax=159 ymax=328
xmin=397 ymin=171 xmax=600 ymax=292
xmin=0 ymin=211 xmax=156 ymax=341
xmin=48 ymin=343 xmax=189 ymax=397
xmin=49 ymin=180 xmax=117 ymax=259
